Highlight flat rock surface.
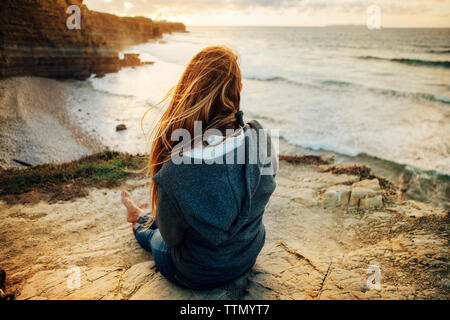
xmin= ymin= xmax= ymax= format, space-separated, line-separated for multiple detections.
xmin=0 ymin=161 xmax=448 ymax=300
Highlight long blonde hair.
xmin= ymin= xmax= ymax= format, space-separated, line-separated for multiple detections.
xmin=145 ymin=45 xmax=242 ymax=219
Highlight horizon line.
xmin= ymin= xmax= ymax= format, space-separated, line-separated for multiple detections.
xmin=184 ymin=24 xmax=450 ymax=29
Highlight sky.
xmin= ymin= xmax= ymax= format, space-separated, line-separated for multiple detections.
xmin=84 ymin=0 xmax=450 ymax=28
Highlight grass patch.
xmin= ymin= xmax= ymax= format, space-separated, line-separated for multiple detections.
xmin=0 ymin=151 xmax=147 ymax=204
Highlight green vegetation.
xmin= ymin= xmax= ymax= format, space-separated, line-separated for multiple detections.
xmin=0 ymin=151 xmax=147 ymax=203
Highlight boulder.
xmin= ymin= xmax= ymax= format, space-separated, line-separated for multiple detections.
xmin=349 ymin=179 xmax=383 ymax=209
xmin=322 ymin=185 xmax=352 ymax=208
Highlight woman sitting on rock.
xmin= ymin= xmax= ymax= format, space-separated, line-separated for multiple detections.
xmin=121 ymin=46 xmax=278 ymax=290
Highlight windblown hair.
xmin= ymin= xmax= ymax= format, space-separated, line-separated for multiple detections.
xmin=144 ymin=46 xmax=243 ymax=220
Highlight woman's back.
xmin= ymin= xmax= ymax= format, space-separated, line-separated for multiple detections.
xmin=154 ymin=121 xmax=277 ymax=286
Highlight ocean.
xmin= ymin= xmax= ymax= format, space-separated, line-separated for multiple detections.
xmin=86 ymin=26 xmax=450 ymax=175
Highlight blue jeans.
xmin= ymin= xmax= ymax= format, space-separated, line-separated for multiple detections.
xmin=133 ymin=213 xmax=212 ymax=290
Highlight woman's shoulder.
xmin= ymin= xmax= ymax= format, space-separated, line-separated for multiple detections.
xmin=245 ymin=119 xmax=264 ymax=130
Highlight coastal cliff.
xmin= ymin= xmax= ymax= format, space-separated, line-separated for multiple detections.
xmin=0 ymin=0 xmax=186 ymax=80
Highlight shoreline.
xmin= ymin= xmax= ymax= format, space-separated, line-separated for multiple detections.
xmin=0 ymin=75 xmax=448 ymax=209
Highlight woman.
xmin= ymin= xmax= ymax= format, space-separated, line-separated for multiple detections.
xmin=121 ymin=46 xmax=278 ymax=290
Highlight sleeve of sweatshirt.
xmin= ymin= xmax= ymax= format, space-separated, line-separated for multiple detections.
xmin=155 ymin=183 xmax=188 ymax=248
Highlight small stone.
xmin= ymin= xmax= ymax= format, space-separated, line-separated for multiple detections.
xmin=116 ymin=124 xmax=127 ymax=131
xmin=349 ymin=187 xmax=373 ymax=206
xmin=352 ymin=179 xmax=381 ymax=193
xmin=360 ymin=196 xmax=383 ymax=209
xmin=322 ymin=185 xmax=351 ymax=208
xmin=349 ymin=179 xmax=383 ymax=209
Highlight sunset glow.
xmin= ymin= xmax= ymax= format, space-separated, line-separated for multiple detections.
xmin=84 ymin=0 xmax=450 ymax=27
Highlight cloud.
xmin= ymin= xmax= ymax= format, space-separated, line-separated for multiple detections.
xmin=86 ymin=0 xmax=449 ymax=14
xmin=84 ymin=0 xmax=450 ymax=25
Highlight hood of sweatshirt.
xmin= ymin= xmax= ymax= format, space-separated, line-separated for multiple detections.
xmin=152 ymin=120 xmax=278 ymax=247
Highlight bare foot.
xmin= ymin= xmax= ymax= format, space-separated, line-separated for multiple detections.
xmin=139 ymin=203 xmax=150 ymax=210
xmin=121 ymin=191 xmax=145 ymax=224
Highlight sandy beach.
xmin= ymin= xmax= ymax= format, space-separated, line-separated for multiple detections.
xmin=0 ymin=77 xmax=103 ymax=168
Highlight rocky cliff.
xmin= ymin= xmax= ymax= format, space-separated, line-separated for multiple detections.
xmin=0 ymin=0 xmax=186 ymax=80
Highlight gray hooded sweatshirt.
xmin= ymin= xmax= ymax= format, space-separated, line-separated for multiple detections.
xmin=153 ymin=120 xmax=278 ymax=286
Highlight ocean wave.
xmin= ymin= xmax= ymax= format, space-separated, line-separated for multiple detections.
xmin=320 ymin=80 xmax=352 ymax=87
xmin=281 ymin=130 xmax=450 ymax=178
xmin=322 ymin=79 xmax=450 ymax=105
xmin=89 ymin=87 xmax=136 ymax=98
xmin=243 ymin=75 xmax=312 ymax=88
xmin=279 ymin=131 xmax=364 ymax=157
xmin=86 ymin=80 xmax=136 ymax=98
xmin=369 ymin=88 xmax=450 ymax=105
xmin=247 ymin=74 xmax=450 ymax=105
xmin=358 ymin=56 xmax=450 ymax=69
xmin=244 ymin=75 xmax=287 ymax=82
xmin=428 ymin=49 xmax=450 ymax=54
